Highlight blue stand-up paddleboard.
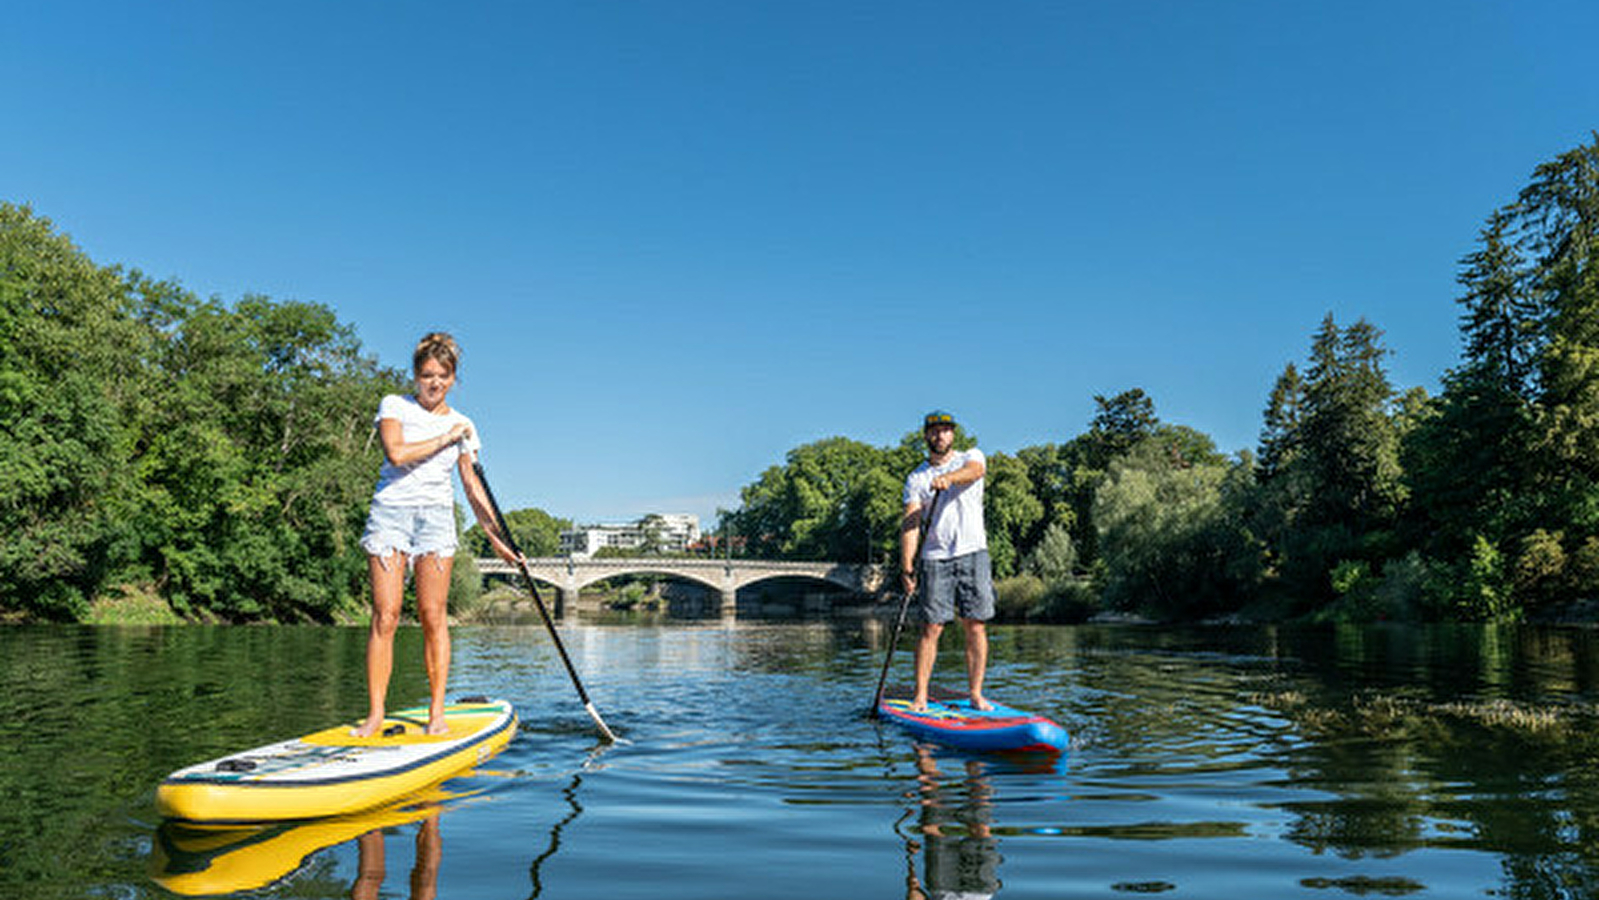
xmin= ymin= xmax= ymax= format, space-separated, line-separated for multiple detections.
xmin=877 ymin=686 xmax=1068 ymax=753
xmin=156 ymin=697 xmax=516 ymax=824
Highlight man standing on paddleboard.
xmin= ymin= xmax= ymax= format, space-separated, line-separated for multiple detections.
xmin=900 ymin=410 xmax=996 ymax=713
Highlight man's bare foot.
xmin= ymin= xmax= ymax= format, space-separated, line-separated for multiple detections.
xmin=910 ymin=697 xmax=930 ymax=713
xmin=969 ymin=695 xmax=994 ymax=712
xmin=351 ymin=714 xmax=386 ymax=738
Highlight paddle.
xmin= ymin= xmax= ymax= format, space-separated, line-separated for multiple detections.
xmin=868 ymin=487 xmax=942 ymax=718
xmin=472 ymin=460 xmax=619 ymax=743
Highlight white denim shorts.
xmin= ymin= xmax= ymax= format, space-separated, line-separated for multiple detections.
xmin=361 ymin=500 xmax=457 ymax=559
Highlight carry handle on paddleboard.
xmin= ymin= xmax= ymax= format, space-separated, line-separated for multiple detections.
xmin=473 ymin=460 xmax=619 ymax=743
xmin=869 ymin=487 xmax=942 ymax=717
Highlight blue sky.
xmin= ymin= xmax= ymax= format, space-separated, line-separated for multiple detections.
xmin=6 ymin=1 xmax=1598 ymax=527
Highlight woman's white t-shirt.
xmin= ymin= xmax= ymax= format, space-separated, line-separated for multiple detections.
xmin=370 ymin=394 xmax=481 ymax=506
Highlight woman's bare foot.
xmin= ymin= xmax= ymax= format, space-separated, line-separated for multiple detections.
xmin=425 ymin=717 xmax=450 ymax=736
xmin=351 ymin=714 xmax=387 ymax=738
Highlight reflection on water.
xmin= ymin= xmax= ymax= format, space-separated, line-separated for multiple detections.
xmin=528 ymin=743 xmax=612 ymax=898
xmin=150 ymin=788 xmax=466 ymax=896
xmin=5 ymin=623 xmax=1599 ymax=898
xmin=904 ymin=745 xmax=1002 ymax=900
xmin=353 ymin=815 xmax=439 ymax=900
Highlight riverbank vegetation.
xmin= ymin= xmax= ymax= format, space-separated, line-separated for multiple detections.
xmin=724 ymin=136 xmax=1599 ymax=625
xmin=0 ymin=201 xmax=409 ymax=622
xmin=3 ymin=136 xmax=1596 ymax=624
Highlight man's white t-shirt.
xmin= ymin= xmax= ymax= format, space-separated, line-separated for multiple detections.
xmin=903 ymin=448 xmax=988 ymax=560
xmin=370 ymin=394 xmax=481 ymax=507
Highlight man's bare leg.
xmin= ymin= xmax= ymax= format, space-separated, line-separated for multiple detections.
xmin=962 ymin=619 xmax=992 ymax=711
xmin=912 ymin=622 xmax=943 ymax=711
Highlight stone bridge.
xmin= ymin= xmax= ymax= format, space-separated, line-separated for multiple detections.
xmin=475 ymin=557 xmax=889 ymax=615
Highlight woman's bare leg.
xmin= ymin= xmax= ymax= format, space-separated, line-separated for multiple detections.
xmin=354 ymin=551 xmax=407 ymax=737
xmin=414 ymin=552 xmax=454 ymax=735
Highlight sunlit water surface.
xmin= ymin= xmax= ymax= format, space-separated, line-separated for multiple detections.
xmin=3 ymin=622 xmax=1599 ymax=899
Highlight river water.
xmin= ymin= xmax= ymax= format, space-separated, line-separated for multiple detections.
xmin=3 ymin=621 xmax=1598 ymax=899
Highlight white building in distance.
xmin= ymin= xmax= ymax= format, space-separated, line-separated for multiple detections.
xmin=559 ymin=514 xmax=701 ymax=559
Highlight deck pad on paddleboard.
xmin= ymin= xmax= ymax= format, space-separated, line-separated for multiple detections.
xmin=157 ymin=698 xmax=516 ymax=823
xmin=877 ymin=686 xmax=1067 ymax=753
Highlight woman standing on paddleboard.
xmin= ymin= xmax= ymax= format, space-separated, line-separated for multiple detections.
xmin=354 ymin=332 xmax=518 ymax=738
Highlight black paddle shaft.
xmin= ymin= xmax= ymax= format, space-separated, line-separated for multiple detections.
xmin=869 ymin=487 xmax=942 ymax=717
xmin=473 ymin=461 xmax=618 ymax=742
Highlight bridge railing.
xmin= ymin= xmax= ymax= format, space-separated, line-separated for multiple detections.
xmin=474 ymin=557 xmax=878 ymax=572
xmin=473 ymin=557 xmax=890 ymax=595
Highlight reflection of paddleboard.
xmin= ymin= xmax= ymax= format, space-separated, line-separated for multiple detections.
xmin=151 ymin=787 xmax=462 ymax=895
xmin=157 ymin=698 xmax=516 ymax=823
xmin=877 ymin=686 xmax=1067 ymax=753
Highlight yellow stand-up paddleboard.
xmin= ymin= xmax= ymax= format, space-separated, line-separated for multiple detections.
xmin=156 ymin=698 xmax=516 ymax=824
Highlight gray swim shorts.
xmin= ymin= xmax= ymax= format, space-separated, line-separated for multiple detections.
xmin=919 ymin=549 xmax=996 ymax=624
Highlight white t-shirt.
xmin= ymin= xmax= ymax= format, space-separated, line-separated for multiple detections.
xmin=903 ymin=448 xmax=988 ymax=560
xmin=370 ymin=394 xmax=481 ymax=507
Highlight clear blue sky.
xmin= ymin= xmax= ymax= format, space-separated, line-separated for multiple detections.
xmin=6 ymin=1 xmax=1597 ymax=526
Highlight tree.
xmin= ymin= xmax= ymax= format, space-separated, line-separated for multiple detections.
xmin=1459 ymin=210 xmax=1540 ymax=399
xmin=1524 ymin=138 xmax=1599 ymax=550
xmin=128 ymin=293 xmax=401 ymax=620
xmin=982 ymin=451 xmax=1044 ymax=578
xmin=1255 ymin=315 xmax=1405 ymax=609
xmin=1258 ymin=363 xmax=1306 ymax=482
xmin=730 ymin=436 xmax=901 ymax=561
xmin=1015 ymin=443 xmax=1076 ymax=540
xmin=1404 ymin=134 xmax=1599 ymax=615
xmin=1024 ymin=522 xmax=1078 ymax=583
xmin=0 ymin=204 xmax=151 ymax=618
xmin=1084 ymin=388 xmax=1159 ymax=470
xmin=1093 ymin=439 xmax=1259 ymax=619
xmin=463 ymin=507 xmax=571 ymax=558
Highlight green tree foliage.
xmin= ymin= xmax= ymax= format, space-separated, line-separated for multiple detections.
xmin=127 ymin=295 xmax=402 ymax=620
xmin=1406 ymin=134 xmax=1599 ymax=615
xmin=1524 ymin=140 xmax=1599 ymax=548
xmin=0 ymin=205 xmax=150 ymax=619
xmin=12 ymin=139 xmax=1597 ymax=625
xmin=1032 ymin=389 xmax=1167 ymax=570
xmin=730 ymin=436 xmax=901 ymax=561
xmin=740 ymin=433 xmax=944 ymax=562
xmin=982 ymin=451 xmax=1043 ymax=578
xmin=1258 ymin=363 xmax=1305 ymax=481
xmin=1094 ymin=435 xmax=1260 ymax=619
xmin=0 ymin=203 xmax=403 ymax=621
xmin=1255 ymin=315 xmax=1405 ymax=610
xmin=727 ymin=427 xmax=1004 ymax=566
xmin=715 ymin=139 xmax=1599 ymax=624
xmin=1084 ymin=388 xmax=1159 ymax=469
xmin=1024 ymin=522 xmax=1078 ymax=583
xmin=1015 ymin=443 xmax=1076 ymax=540
xmin=464 ymin=507 xmax=571 ymax=558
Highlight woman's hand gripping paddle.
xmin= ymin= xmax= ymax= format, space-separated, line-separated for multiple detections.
xmin=473 ymin=460 xmax=619 ymax=743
